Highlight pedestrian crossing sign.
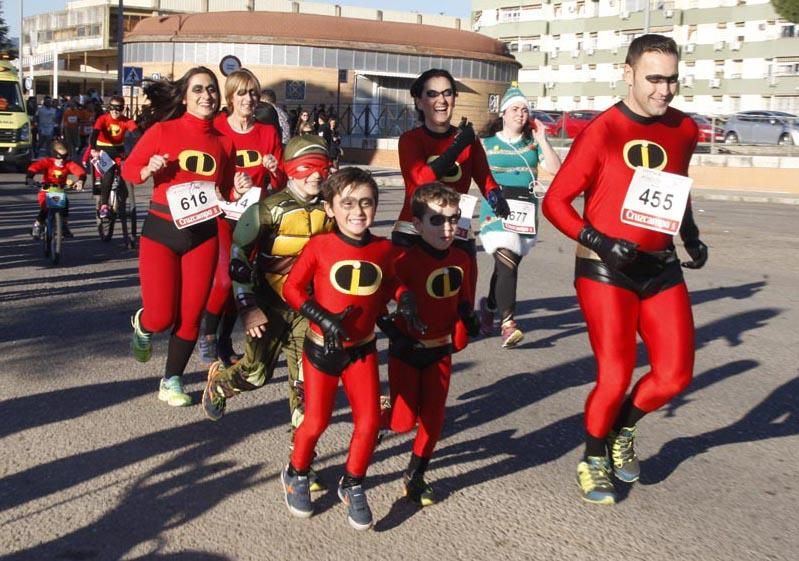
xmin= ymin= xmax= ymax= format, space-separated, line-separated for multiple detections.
xmin=122 ymin=66 xmax=143 ymax=86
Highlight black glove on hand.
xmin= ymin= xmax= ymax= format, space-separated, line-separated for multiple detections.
xmin=681 ymin=239 xmax=708 ymax=269
xmin=299 ymin=301 xmax=352 ymax=355
xmin=487 ymin=189 xmax=511 ymax=219
xmin=458 ymin=302 xmax=481 ymax=338
xmin=429 ymin=121 xmax=475 ymax=179
xmin=397 ymin=291 xmax=427 ymax=335
xmin=578 ymin=225 xmax=638 ymax=270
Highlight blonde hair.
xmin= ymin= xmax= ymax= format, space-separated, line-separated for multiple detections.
xmin=224 ymin=69 xmax=261 ymax=111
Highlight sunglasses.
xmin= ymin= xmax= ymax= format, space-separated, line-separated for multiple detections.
xmin=109 ymin=105 xmax=124 ymax=111
xmin=427 ymin=211 xmax=461 ymax=226
xmin=54 ymin=153 xmax=69 ymax=160
xmin=425 ymin=89 xmax=454 ymax=99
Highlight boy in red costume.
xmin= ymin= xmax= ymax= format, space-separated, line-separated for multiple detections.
xmin=378 ymin=182 xmax=475 ymax=507
xmin=280 ymin=167 xmax=424 ymax=531
xmin=542 ymin=34 xmax=708 ymax=505
xmin=26 ymin=140 xmax=86 ymax=239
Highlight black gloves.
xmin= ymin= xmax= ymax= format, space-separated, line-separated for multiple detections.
xmin=299 ymin=301 xmax=352 ymax=355
xmin=458 ymin=302 xmax=481 ymax=337
xmin=578 ymin=225 xmax=638 ymax=270
xmin=396 ymin=291 xmax=427 ymax=335
xmin=487 ymin=189 xmax=511 ymax=219
xmin=429 ymin=121 xmax=475 ymax=179
xmin=681 ymin=239 xmax=708 ymax=269
xmin=680 ymin=203 xmax=708 ymax=269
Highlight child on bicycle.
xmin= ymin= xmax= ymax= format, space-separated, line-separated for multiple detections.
xmin=26 ymin=140 xmax=86 ymax=239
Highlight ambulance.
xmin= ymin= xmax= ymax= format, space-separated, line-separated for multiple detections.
xmin=0 ymin=61 xmax=32 ymax=171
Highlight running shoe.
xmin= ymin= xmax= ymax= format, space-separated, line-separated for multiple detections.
xmin=281 ymin=465 xmax=313 ymax=518
xmin=478 ymin=297 xmax=496 ymax=336
xmin=337 ymin=478 xmax=373 ymax=530
xmin=403 ymin=473 xmax=436 ymax=507
xmin=308 ymin=467 xmax=327 ymax=493
xmin=158 ymin=376 xmax=192 ymax=407
xmin=197 ymin=334 xmax=218 ymax=367
xmin=201 ymin=361 xmax=228 ymax=421
xmin=62 ymin=224 xmax=74 ymax=238
xmin=130 ymin=308 xmax=152 ymax=363
xmin=500 ymin=319 xmax=524 ymax=348
xmin=31 ymin=220 xmax=43 ymax=240
xmin=608 ymin=426 xmax=641 ymax=483
xmin=576 ymin=456 xmax=617 ymax=505
xmin=98 ymin=204 xmax=110 ymax=219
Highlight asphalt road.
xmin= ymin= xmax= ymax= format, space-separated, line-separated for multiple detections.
xmin=1 ymin=170 xmax=797 ymax=561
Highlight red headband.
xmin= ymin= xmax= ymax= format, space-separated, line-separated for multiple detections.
xmin=284 ymin=153 xmax=331 ymax=180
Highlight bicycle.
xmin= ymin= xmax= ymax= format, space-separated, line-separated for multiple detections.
xmin=93 ymin=152 xmax=137 ymax=248
xmin=35 ymin=181 xmax=72 ymax=265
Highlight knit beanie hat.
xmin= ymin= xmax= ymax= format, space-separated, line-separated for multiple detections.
xmin=500 ymin=86 xmax=529 ymax=113
xmin=283 ymin=134 xmax=328 ymax=162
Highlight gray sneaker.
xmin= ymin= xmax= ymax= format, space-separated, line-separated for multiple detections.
xmin=281 ymin=465 xmax=313 ymax=518
xmin=576 ymin=456 xmax=617 ymax=505
xmin=337 ymin=478 xmax=373 ymax=530
xmin=608 ymin=426 xmax=640 ymax=482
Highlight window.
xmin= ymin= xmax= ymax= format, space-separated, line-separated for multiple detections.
xmin=285 ymin=80 xmax=305 ymax=101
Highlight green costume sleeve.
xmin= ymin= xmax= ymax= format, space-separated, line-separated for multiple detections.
xmin=231 ymin=203 xmax=272 ymax=310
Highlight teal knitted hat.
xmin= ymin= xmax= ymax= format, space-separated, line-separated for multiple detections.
xmin=500 ymin=86 xmax=529 ymax=112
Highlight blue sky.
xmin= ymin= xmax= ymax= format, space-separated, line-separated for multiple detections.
xmin=3 ymin=0 xmax=471 ymax=39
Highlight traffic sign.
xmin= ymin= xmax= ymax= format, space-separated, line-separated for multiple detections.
xmin=219 ymin=55 xmax=242 ymax=77
xmin=122 ymin=66 xmax=143 ymax=86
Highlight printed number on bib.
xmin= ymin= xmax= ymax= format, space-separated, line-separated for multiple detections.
xmin=95 ymin=151 xmax=116 ymax=175
xmin=455 ymin=193 xmax=478 ymax=241
xmin=501 ymin=199 xmax=536 ymax=234
xmin=620 ymin=167 xmax=693 ymax=235
xmin=166 ymin=181 xmax=222 ymax=229
xmin=218 ymin=187 xmax=262 ymax=221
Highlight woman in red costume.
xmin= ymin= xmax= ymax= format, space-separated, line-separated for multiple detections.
xmin=542 ymin=35 xmax=708 ymax=504
xmin=122 ymin=66 xmax=251 ymax=407
xmin=197 ymin=68 xmax=287 ymax=367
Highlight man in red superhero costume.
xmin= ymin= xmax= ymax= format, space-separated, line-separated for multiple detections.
xmin=26 ymin=140 xmax=86 ymax=239
xmin=542 ymin=34 xmax=708 ymax=505
xmin=279 ymin=167 xmax=424 ymax=531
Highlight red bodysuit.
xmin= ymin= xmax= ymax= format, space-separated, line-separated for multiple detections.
xmin=205 ymin=114 xmax=288 ymax=323
xmin=542 ymin=101 xmax=699 ymax=438
xmin=284 ymin=230 xmax=406 ymax=478
xmin=28 ymin=158 xmax=86 ymax=213
xmin=122 ymin=112 xmax=236 ymax=375
xmin=92 ymin=113 xmax=137 ymax=151
xmin=387 ymin=241 xmax=472 ymax=458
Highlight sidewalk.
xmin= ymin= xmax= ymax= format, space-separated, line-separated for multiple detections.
xmin=364 ymin=166 xmax=799 ymax=205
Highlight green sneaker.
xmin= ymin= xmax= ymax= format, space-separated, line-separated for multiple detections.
xmin=608 ymin=426 xmax=641 ymax=483
xmin=158 ymin=376 xmax=192 ymax=407
xmin=403 ymin=473 xmax=435 ymax=507
xmin=130 ymin=308 xmax=152 ymax=363
xmin=576 ymin=456 xmax=617 ymax=505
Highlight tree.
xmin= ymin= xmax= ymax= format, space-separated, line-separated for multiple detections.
xmin=772 ymin=0 xmax=799 ymax=24
xmin=0 ymin=1 xmax=18 ymax=58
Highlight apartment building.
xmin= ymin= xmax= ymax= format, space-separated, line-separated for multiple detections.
xmin=472 ymin=0 xmax=799 ymax=115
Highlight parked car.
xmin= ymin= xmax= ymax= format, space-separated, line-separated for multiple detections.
xmin=686 ymin=112 xmax=725 ymax=143
xmin=553 ymin=110 xmax=601 ymax=138
xmin=722 ymin=110 xmax=799 ymax=145
xmin=529 ymin=110 xmax=560 ymax=136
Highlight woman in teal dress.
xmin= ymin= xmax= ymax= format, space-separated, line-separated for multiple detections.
xmin=478 ymin=86 xmax=562 ymax=348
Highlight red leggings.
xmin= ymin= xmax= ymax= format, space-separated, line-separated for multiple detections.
xmin=205 ymin=217 xmax=233 ymax=316
xmin=138 ymin=235 xmax=218 ymax=343
xmin=576 ymin=278 xmax=695 ymax=438
xmin=388 ymin=354 xmax=452 ymax=458
xmin=290 ymin=351 xmax=380 ymax=478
